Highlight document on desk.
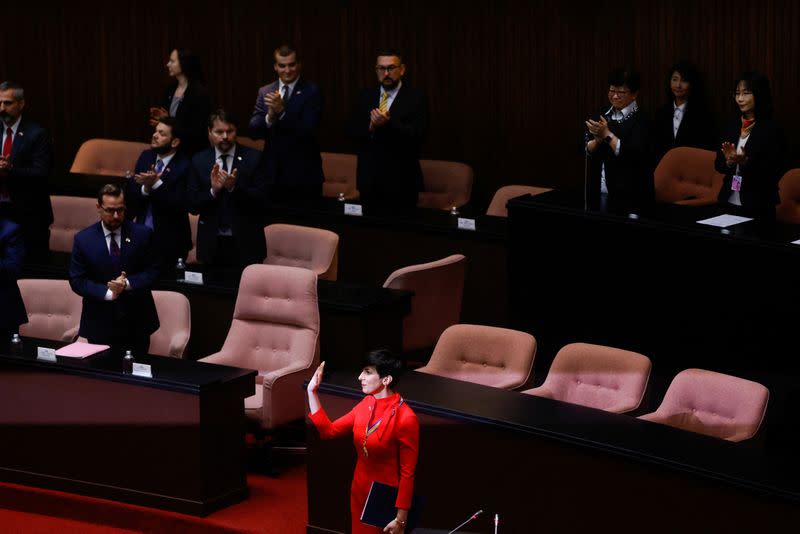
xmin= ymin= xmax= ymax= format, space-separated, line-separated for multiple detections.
xmin=54 ymin=342 xmax=111 ymax=358
xmin=696 ymin=214 xmax=752 ymax=228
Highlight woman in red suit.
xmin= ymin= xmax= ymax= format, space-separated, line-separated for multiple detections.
xmin=307 ymin=350 xmax=419 ymax=534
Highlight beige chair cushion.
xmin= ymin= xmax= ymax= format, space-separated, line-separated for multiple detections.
xmin=149 ymin=291 xmax=191 ymax=358
xmin=321 ymin=152 xmax=359 ymax=200
xmin=486 ymin=185 xmax=552 ymax=217
xmin=264 ymin=224 xmax=339 ymax=281
xmin=70 ymin=138 xmax=149 ymax=177
xmin=653 ymin=147 xmax=724 ymax=206
xmin=417 ymin=159 xmax=474 ymax=210
xmin=18 ymin=279 xmax=82 ymax=342
xmin=49 ymin=196 xmax=99 ymax=253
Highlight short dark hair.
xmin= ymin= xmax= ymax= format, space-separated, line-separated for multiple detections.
xmin=157 ymin=116 xmax=184 ymax=140
xmin=734 ymin=71 xmax=773 ymax=119
xmin=274 ymin=44 xmax=298 ymax=61
xmin=0 ymin=81 xmax=24 ymax=100
xmin=97 ymin=183 xmax=124 ymax=205
xmin=665 ymin=61 xmax=706 ymax=104
xmin=174 ymin=48 xmax=205 ymax=84
xmin=608 ymin=65 xmax=641 ymax=93
xmin=365 ymin=349 xmax=405 ymax=389
xmin=376 ymin=48 xmax=403 ymax=63
xmin=208 ymin=109 xmax=237 ymax=130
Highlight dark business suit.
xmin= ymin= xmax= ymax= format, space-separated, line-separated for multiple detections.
xmin=586 ymin=105 xmax=653 ymax=212
xmin=0 ymin=218 xmax=28 ymax=344
xmin=347 ymin=84 xmax=429 ymax=210
xmin=652 ymin=100 xmax=717 ymax=164
xmin=714 ymin=116 xmax=785 ymax=221
xmin=0 ymin=117 xmax=54 ymax=262
xmin=161 ymin=82 xmax=212 ymax=156
xmin=126 ymin=149 xmax=192 ymax=271
xmin=249 ymin=78 xmax=324 ymax=202
xmin=69 ymin=221 xmax=160 ymax=352
xmin=187 ymin=144 xmax=268 ymax=269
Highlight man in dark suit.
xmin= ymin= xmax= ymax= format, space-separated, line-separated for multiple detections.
xmin=126 ymin=117 xmax=192 ymax=274
xmin=69 ymin=184 xmax=160 ymax=356
xmin=249 ymin=44 xmax=324 ymax=204
xmin=0 ymin=217 xmax=28 ymax=348
xmin=188 ymin=109 xmax=268 ymax=273
xmin=0 ymin=81 xmax=54 ymax=263
xmin=347 ymin=49 xmax=430 ymax=211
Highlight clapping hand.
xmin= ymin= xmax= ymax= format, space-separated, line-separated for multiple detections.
xmin=134 ymin=165 xmax=159 ymax=189
xmin=369 ymin=108 xmax=390 ymax=131
xmin=585 ymin=116 xmax=610 ymax=141
xmin=265 ymin=90 xmax=285 ymax=117
xmin=721 ymin=142 xmax=747 ymax=167
xmin=149 ymin=106 xmax=168 ymax=126
xmin=107 ymin=271 xmax=127 ymax=299
xmin=307 ymin=361 xmax=325 ymax=393
xmin=223 ymin=168 xmax=238 ymax=192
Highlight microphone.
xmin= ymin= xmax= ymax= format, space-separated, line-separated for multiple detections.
xmin=494 ymin=513 xmax=499 ymax=534
xmin=447 ymin=509 xmax=483 ymax=534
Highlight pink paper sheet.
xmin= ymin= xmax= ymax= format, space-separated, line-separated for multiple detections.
xmin=54 ymin=342 xmax=111 ymax=358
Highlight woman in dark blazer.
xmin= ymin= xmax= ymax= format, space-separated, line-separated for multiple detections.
xmin=652 ymin=61 xmax=716 ymax=164
xmin=714 ymin=71 xmax=785 ymax=222
xmin=149 ymin=48 xmax=212 ymax=156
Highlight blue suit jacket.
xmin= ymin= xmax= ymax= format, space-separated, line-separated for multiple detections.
xmin=126 ymin=149 xmax=192 ymax=264
xmin=248 ymin=78 xmax=324 ymax=187
xmin=187 ymin=144 xmax=268 ymax=265
xmin=0 ymin=218 xmax=28 ymax=330
xmin=69 ymin=220 xmax=160 ymax=341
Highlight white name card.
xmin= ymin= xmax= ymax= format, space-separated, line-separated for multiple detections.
xmin=183 ymin=271 xmax=204 ymax=285
xmin=36 ymin=347 xmax=57 ymax=362
xmin=457 ymin=218 xmax=476 ymax=231
xmin=344 ymin=203 xmax=363 ymax=216
xmin=132 ymin=363 xmax=153 ymax=378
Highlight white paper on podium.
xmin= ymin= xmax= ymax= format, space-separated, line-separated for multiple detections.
xmin=695 ymin=214 xmax=752 ymax=228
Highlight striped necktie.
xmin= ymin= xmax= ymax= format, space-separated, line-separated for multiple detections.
xmin=379 ymin=91 xmax=389 ymax=113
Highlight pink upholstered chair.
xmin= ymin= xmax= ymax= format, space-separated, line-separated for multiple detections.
xmin=49 ymin=196 xmax=100 ymax=253
xmin=321 ymin=152 xmax=359 ymax=200
xmin=415 ymin=324 xmax=536 ymax=389
xmin=521 ymin=343 xmax=651 ymax=413
xmin=653 ymin=147 xmax=724 ymax=206
xmin=417 ymin=159 xmax=474 ymax=210
xmin=486 ymin=185 xmax=552 ymax=217
xmin=186 ymin=213 xmax=199 ymax=264
xmin=383 ymin=254 xmax=466 ymax=353
xmin=263 ymin=224 xmax=339 ymax=281
xmin=149 ymin=290 xmax=191 ymax=358
xmin=776 ymin=168 xmax=800 ymax=224
xmin=18 ymin=279 xmax=82 ymax=342
xmin=70 ymin=138 xmax=149 ymax=177
xmin=638 ymin=368 xmax=769 ymax=442
xmin=236 ymin=136 xmax=265 ymax=152
xmin=199 ymin=264 xmax=319 ymax=430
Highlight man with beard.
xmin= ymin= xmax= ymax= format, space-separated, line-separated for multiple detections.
xmin=347 ymin=49 xmax=429 ymax=211
xmin=188 ymin=109 xmax=268 ymax=273
xmin=0 ymin=81 xmax=54 ymax=263
xmin=125 ymin=117 xmax=192 ymax=274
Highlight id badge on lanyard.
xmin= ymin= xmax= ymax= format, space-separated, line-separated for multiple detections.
xmin=731 ymin=174 xmax=743 ymax=192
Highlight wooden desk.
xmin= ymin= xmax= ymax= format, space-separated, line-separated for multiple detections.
xmin=0 ymin=338 xmax=256 ymax=516
xmin=307 ymin=370 xmax=800 ymax=533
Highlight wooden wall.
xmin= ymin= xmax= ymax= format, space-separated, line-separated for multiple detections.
xmin=3 ymin=0 xmax=799 ymax=210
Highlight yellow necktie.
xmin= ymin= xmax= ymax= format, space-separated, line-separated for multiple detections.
xmin=379 ymin=91 xmax=389 ymax=113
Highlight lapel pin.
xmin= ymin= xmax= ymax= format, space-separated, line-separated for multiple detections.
xmin=125 ymin=237 xmax=131 ymax=243
xmin=237 ymin=156 xmax=242 ymax=161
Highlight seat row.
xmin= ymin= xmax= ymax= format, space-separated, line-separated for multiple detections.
xmin=415 ymin=324 xmax=769 ymax=443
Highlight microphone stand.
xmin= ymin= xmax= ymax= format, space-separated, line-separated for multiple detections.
xmin=447 ymin=509 xmax=483 ymax=534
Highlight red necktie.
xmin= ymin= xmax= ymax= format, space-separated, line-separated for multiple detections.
xmin=2 ymin=128 xmax=12 ymax=158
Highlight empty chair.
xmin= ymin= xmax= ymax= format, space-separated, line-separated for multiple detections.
xmin=383 ymin=254 xmax=466 ymax=353
xmin=149 ymin=290 xmax=191 ymax=358
xmin=415 ymin=324 xmax=536 ymax=389
xmin=49 ymin=196 xmax=99 ymax=253
xmin=186 ymin=213 xmax=199 ymax=264
xmin=638 ymin=368 xmax=769 ymax=442
xmin=521 ymin=342 xmax=651 ymax=413
xmin=263 ymin=223 xmax=339 ymax=281
xmin=653 ymin=147 xmax=724 ymax=206
xmin=70 ymin=138 xmax=150 ymax=177
xmin=236 ymin=136 xmax=265 ymax=152
xmin=417 ymin=159 xmax=474 ymax=210
xmin=486 ymin=185 xmax=552 ymax=217
xmin=18 ymin=279 xmax=82 ymax=342
xmin=199 ymin=264 xmax=319 ymax=430
xmin=321 ymin=152 xmax=359 ymax=200
xmin=776 ymin=168 xmax=800 ymax=224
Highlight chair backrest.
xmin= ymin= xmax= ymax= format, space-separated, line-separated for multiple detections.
xmin=776 ymin=168 xmax=800 ymax=224
xmin=149 ymin=290 xmax=191 ymax=358
xmin=263 ymin=223 xmax=339 ymax=281
xmin=17 ymin=279 xmax=83 ymax=342
xmin=653 ymin=147 xmax=724 ymax=206
xmin=237 ymin=136 xmax=265 ymax=152
xmin=639 ymin=368 xmax=769 ymax=442
xmin=383 ymin=254 xmax=466 ymax=352
xmin=416 ymin=324 xmax=536 ymax=389
xmin=417 ymin=159 xmax=474 ymax=210
xmin=321 ymin=152 xmax=359 ymax=200
xmin=70 ymin=138 xmax=150 ymax=177
xmin=523 ymin=342 xmax=651 ymax=413
xmin=186 ymin=213 xmax=199 ymax=264
xmin=49 ymin=196 xmax=98 ymax=253
xmin=486 ymin=185 xmax=553 ymax=217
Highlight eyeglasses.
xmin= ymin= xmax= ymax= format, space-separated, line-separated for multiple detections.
xmin=375 ymin=65 xmax=401 ymax=74
xmin=608 ymin=89 xmax=630 ymax=96
xmin=100 ymin=206 xmax=126 ymax=215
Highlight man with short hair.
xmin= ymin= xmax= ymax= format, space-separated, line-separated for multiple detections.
xmin=249 ymin=44 xmax=324 ymax=204
xmin=0 ymin=81 xmax=54 ymax=262
xmin=347 ymin=49 xmax=429 ymax=210
xmin=126 ymin=117 xmax=192 ymax=273
xmin=189 ymin=109 xmax=268 ymax=273
xmin=69 ymin=184 xmax=160 ymax=355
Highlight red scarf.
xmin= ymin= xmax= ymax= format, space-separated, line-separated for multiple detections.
xmin=740 ymin=117 xmax=756 ymax=138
